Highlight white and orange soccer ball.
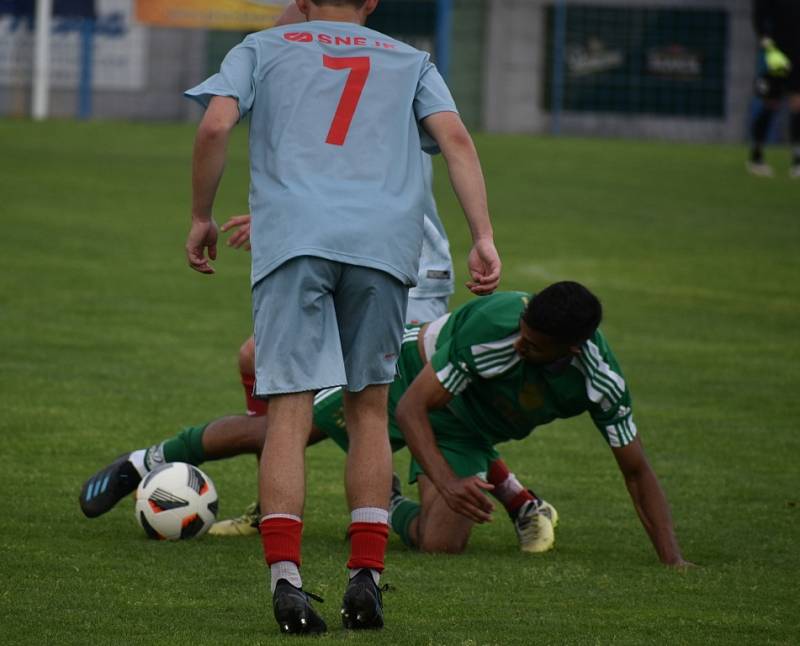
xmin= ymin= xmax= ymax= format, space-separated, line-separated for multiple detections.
xmin=134 ymin=463 xmax=218 ymax=540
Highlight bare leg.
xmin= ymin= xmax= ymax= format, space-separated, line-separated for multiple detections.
xmin=259 ymin=392 xmax=315 ymax=516
xmin=201 ymin=413 xmax=329 ymax=460
xmin=239 ymin=335 xmax=256 ymax=376
xmin=342 ymin=385 xmax=392 ymax=511
xmin=411 ymin=475 xmax=474 ymax=554
xmin=202 ymin=414 xmax=266 ymax=458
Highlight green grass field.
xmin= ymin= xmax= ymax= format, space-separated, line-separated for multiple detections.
xmin=1 ymin=120 xmax=798 ymax=645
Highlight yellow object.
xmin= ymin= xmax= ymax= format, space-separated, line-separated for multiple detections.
xmin=136 ymin=0 xmax=284 ymax=31
xmin=762 ymin=38 xmax=792 ymax=76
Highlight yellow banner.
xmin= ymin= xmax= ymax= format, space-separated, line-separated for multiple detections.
xmin=136 ymin=0 xmax=286 ymax=31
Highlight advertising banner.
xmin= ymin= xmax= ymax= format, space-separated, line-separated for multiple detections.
xmin=135 ymin=0 xmax=284 ymax=31
xmin=0 ymin=0 xmax=146 ymax=89
xmin=545 ymin=5 xmax=728 ymax=117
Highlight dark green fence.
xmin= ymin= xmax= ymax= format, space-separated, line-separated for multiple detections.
xmin=544 ymin=4 xmax=728 ymax=118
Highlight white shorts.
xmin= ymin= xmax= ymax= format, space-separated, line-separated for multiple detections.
xmin=405 ymin=294 xmax=449 ymax=325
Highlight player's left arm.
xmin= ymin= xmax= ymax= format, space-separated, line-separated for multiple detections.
xmin=584 ymin=332 xmax=693 ymax=568
xmin=422 ymin=112 xmax=500 ymax=296
xmin=186 ymin=96 xmax=240 ymax=274
xmin=395 ymin=364 xmax=495 ymax=524
xmin=611 ymin=437 xmax=694 ymax=569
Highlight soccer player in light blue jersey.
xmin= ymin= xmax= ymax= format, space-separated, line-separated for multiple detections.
xmin=181 ymin=0 xmax=500 ymax=634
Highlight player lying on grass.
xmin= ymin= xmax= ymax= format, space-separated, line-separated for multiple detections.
xmin=207 ymin=214 xmax=548 ymax=551
xmin=80 ymin=282 xmax=691 ymax=567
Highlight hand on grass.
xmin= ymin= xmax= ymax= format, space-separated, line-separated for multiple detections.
xmin=666 ymin=559 xmax=698 ymax=572
xmin=466 ymin=238 xmax=501 ymax=295
xmin=440 ymin=475 xmax=495 ymax=523
xmin=186 ymin=218 xmax=219 ymax=274
xmin=221 ymin=214 xmax=252 ymax=250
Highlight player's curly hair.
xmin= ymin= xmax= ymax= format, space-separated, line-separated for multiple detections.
xmin=523 ymin=281 xmax=602 ymax=345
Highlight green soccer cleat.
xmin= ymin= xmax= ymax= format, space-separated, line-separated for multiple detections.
xmin=341 ymin=570 xmax=385 ymax=630
xmin=208 ymin=501 xmax=260 ymax=537
xmin=272 ymin=579 xmax=327 ymax=635
xmin=514 ymin=498 xmax=558 ymax=553
xmin=79 ymin=453 xmax=142 ymax=518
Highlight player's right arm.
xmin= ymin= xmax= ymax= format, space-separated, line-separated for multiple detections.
xmin=421 ymin=112 xmax=501 ymax=296
xmin=187 ymin=96 xmax=239 ymax=274
xmin=395 ymin=363 xmax=495 ymax=523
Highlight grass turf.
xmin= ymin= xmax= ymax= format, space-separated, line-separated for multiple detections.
xmin=0 ymin=119 xmax=798 ymax=645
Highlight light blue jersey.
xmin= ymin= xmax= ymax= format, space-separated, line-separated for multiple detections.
xmin=412 ymin=154 xmax=454 ymax=299
xmin=185 ymin=21 xmax=458 ymax=287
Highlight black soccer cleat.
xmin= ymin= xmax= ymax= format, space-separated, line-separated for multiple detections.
xmin=272 ymin=579 xmax=327 ymax=635
xmin=341 ymin=570 xmax=385 ymax=630
xmin=79 ymin=453 xmax=141 ymax=518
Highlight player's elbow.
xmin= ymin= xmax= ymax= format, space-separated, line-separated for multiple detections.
xmin=440 ymin=127 xmax=476 ymax=161
xmin=394 ymin=396 xmax=414 ymax=432
xmin=197 ymin=118 xmax=234 ymax=142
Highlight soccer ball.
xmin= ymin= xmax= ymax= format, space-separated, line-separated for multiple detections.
xmin=134 ymin=463 xmax=218 ymax=540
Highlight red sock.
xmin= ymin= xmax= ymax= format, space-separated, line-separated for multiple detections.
xmin=507 ymin=489 xmax=536 ymax=516
xmin=242 ymin=371 xmax=268 ymax=417
xmin=260 ymin=517 xmax=302 ymax=566
xmin=487 ymin=457 xmax=511 ymax=485
xmin=487 ymin=458 xmax=536 ymax=516
xmin=347 ymin=522 xmax=389 ymax=571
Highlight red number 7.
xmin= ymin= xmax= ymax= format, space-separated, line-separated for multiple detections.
xmin=323 ymin=55 xmax=371 ymax=146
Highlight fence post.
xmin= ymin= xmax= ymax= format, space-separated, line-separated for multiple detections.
xmin=32 ymin=0 xmax=53 ymax=120
xmin=78 ymin=18 xmax=95 ymax=120
xmin=551 ymin=0 xmax=567 ymax=135
xmin=435 ymin=0 xmax=453 ymax=81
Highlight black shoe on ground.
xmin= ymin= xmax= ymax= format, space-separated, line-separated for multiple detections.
xmin=79 ymin=453 xmax=142 ymax=518
xmin=341 ymin=569 xmax=384 ymax=630
xmin=272 ymin=579 xmax=327 ymax=635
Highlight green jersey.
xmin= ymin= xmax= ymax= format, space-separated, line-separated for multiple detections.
xmin=419 ymin=291 xmax=637 ymax=448
xmin=315 ymin=291 xmax=637 ymax=482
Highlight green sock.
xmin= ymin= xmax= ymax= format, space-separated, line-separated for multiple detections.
xmin=389 ymin=498 xmax=420 ymax=549
xmin=146 ymin=424 xmax=208 ymax=469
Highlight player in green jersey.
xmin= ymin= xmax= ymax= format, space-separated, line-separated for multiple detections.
xmin=79 ymin=282 xmax=691 ymax=566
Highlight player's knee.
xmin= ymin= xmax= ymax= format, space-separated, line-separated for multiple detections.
xmin=417 ymin=531 xmax=469 ymax=554
xmin=238 ymin=336 xmax=256 ymax=375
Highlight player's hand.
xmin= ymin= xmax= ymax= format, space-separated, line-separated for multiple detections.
xmin=762 ymin=38 xmax=792 ymax=76
xmin=466 ymin=238 xmax=501 ymax=295
xmin=221 ymin=214 xmax=252 ymax=251
xmin=665 ymin=559 xmax=698 ymax=572
xmin=185 ymin=218 xmax=219 ymax=274
xmin=440 ymin=475 xmax=495 ymax=523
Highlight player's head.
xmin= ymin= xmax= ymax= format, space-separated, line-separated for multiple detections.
xmin=300 ymin=0 xmax=378 ymax=22
xmin=516 ymin=281 xmax=602 ymax=364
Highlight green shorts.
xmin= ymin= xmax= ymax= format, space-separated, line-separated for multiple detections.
xmin=312 ymin=327 xmax=499 ymax=483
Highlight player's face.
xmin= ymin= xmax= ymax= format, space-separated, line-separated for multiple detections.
xmin=515 ymin=318 xmax=576 ymax=366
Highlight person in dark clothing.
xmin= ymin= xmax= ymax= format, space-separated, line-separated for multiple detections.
xmin=747 ymin=0 xmax=800 ymax=178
